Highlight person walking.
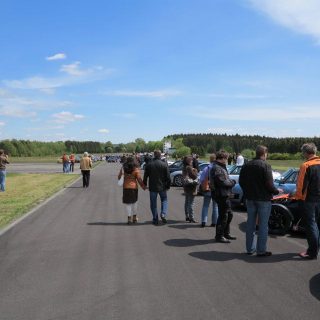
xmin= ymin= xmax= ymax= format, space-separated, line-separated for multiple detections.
xmin=199 ymin=154 xmax=218 ymax=227
xmin=69 ymin=153 xmax=75 ymax=172
xmin=239 ymin=145 xmax=281 ymax=256
xmin=295 ymin=143 xmax=320 ymax=260
xmin=0 ymin=149 xmax=10 ymax=192
xmin=61 ymin=153 xmax=70 ymax=173
xmin=143 ymin=150 xmax=171 ymax=225
xmin=182 ymin=156 xmax=198 ymax=223
xmin=211 ymin=150 xmax=236 ymax=243
xmin=118 ymin=157 xmax=146 ymax=224
xmin=80 ymin=152 xmax=92 ymax=188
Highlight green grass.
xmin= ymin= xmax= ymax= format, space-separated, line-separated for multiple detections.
xmin=0 ymin=173 xmax=80 ymax=228
xmin=10 ymin=156 xmax=60 ymax=163
xmin=267 ymin=160 xmax=302 ymax=171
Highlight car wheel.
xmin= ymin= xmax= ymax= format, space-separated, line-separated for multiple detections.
xmin=173 ymin=174 xmax=184 ymax=187
xmin=268 ymin=204 xmax=293 ymax=235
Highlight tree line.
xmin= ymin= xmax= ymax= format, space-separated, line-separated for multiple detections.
xmin=1 ymin=134 xmax=319 ymax=157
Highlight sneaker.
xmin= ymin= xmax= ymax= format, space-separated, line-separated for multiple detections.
xmin=152 ymin=219 xmax=159 ymax=225
xmin=257 ymin=251 xmax=272 ymax=257
xmin=299 ymin=252 xmax=317 ymax=260
xmin=215 ymin=237 xmax=231 ymax=243
xmin=189 ymin=218 xmax=198 ymax=223
xmin=200 ymin=222 xmax=206 ymax=228
xmin=160 ymin=215 xmax=167 ymax=224
xmin=127 ymin=217 xmax=132 ymax=225
xmin=133 ymin=215 xmax=138 ymax=223
xmin=210 ymin=223 xmax=216 ymax=227
xmin=186 ymin=217 xmax=190 ymax=222
xmin=224 ymin=235 xmax=237 ymax=240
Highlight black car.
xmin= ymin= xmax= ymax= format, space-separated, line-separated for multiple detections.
xmin=269 ymin=193 xmax=305 ymax=235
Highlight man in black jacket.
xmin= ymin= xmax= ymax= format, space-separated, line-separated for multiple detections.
xmin=143 ymin=150 xmax=171 ymax=225
xmin=211 ymin=150 xmax=236 ymax=243
xmin=239 ymin=145 xmax=281 ymax=257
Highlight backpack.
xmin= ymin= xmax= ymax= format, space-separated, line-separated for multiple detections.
xmin=209 ymin=164 xmax=217 ymax=192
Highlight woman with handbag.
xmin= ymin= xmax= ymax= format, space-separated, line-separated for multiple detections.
xmin=118 ymin=156 xmax=146 ymax=224
xmin=182 ymin=156 xmax=198 ymax=223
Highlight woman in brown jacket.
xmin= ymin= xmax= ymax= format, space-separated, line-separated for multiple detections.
xmin=118 ymin=156 xmax=146 ymax=224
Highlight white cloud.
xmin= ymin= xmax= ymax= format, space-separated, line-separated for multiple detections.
xmin=0 ymin=106 xmax=37 ymax=118
xmin=60 ymin=61 xmax=86 ymax=76
xmin=104 ymin=89 xmax=182 ymax=98
xmin=46 ymin=53 xmax=67 ymax=61
xmin=249 ymin=0 xmax=320 ymax=42
xmin=113 ymin=113 xmax=136 ymax=118
xmin=209 ymin=93 xmax=268 ymax=99
xmin=0 ymin=121 xmax=5 ymax=126
xmin=3 ymin=65 xmax=113 ymax=91
xmin=52 ymin=111 xmax=84 ymax=124
xmin=186 ymin=105 xmax=320 ymax=121
xmin=98 ymin=128 xmax=110 ymax=134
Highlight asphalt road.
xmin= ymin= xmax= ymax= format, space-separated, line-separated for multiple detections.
xmin=0 ymin=163 xmax=319 ymax=320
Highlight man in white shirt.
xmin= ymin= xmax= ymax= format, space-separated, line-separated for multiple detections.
xmin=236 ymin=153 xmax=244 ymax=166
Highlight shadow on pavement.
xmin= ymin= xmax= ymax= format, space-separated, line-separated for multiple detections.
xmin=189 ymin=250 xmax=299 ymax=263
xmin=168 ymin=224 xmax=204 ymax=230
xmin=87 ymin=221 xmax=153 ymax=226
xmin=164 ymin=238 xmax=215 ymax=247
xmin=310 ymin=273 xmax=320 ymax=301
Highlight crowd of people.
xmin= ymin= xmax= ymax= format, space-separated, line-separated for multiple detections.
xmin=1 ymin=143 xmax=319 ymax=260
xmin=118 ymin=144 xmax=320 ymax=260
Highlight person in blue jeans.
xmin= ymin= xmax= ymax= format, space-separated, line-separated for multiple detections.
xmin=199 ymin=154 xmax=218 ymax=228
xmin=0 ymin=149 xmax=10 ymax=192
xmin=143 ymin=150 xmax=171 ymax=225
xmin=239 ymin=145 xmax=281 ymax=257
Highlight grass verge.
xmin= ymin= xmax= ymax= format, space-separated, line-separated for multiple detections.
xmin=0 ymin=173 xmax=79 ymax=228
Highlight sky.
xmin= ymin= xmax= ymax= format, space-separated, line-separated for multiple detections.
xmin=1 ymin=0 xmax=320 ymax=143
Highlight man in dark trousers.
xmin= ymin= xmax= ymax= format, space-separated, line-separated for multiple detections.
xmin=239 ymin=145 xmax=281 ymax=257
xmin=295 ymin=142 xmax=320 ymax=260
xmin=143 ymin=150 xmax=171 ymax=225
xmin=211 ymin=150 xmax=236 ymax=243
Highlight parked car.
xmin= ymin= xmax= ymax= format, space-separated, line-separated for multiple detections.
xmin=230 ymin=168 xmax=289 ymax=208
xmin=269 ymin=193 xmax=305 ymax=235
xmin=168 ymin=160 xmax=184 ymax=174
xmin=170 ymin=162 xmax=209 ymax=187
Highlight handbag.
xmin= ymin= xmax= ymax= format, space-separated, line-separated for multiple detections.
xmin=118 ymin=169 xmax=124 ymax=187
xmin=118 ymin=175 xmax=124 ymax=187
xmin=183 ymin=176 xmax=199 ymax=187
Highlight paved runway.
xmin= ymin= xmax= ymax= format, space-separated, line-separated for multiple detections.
xmin=0 ymin=162 xmax=319 ymax=320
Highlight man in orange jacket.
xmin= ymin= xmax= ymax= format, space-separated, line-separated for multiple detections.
xmin=295 ymin=143 xmax=320 ymax=260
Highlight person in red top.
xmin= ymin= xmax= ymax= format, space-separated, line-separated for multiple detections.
xmin=118 ymin=156 xmax=146 ymax=224
xmin=69 ymin=153 xmax=75 ymax=172
xmin=295 ymin=143 xmax=320 ymax=260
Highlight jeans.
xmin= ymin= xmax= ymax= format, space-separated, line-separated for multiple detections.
xmin=184 ymin=193 xmax=195 ymax=219
xmin=0 ymin=170 xmax=6 ymax=191
xmin=63 ymin=162 xmax=70 ymax=173
xmin=81 ymin=170 xmax=90 ymax=187
xmin=214 ymin=197 xmax=233 ymax=239
xmin=246 ymin=200 xmax=271 ymax=254
xmin=201 ymin=192 xmax=218 ymax=224
xmin=303 ymin=201 xmax=320 ymax=258
xmin=149 ymin=191 xmax=168 ymax=222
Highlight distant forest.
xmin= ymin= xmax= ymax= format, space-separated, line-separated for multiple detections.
xmin=0 ymin=133 xmax=319 ymax=157
xmin=165 ymin=133 xmax=320 ymax=155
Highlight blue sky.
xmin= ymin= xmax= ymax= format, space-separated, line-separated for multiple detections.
xmin=1 ymin=0 xmax=320 ymax=143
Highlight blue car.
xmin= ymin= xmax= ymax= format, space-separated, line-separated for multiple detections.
xmin=231 ymin=168 xmax=299 ymax=207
